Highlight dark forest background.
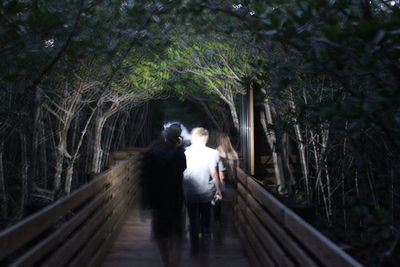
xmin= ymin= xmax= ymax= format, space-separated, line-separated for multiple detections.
xmin=1 ymin=1 xmax=400 ymax=266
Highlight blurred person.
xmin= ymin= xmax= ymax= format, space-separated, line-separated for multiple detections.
xmin=213 ymin=155 xmax=226 ymax=223
xmin=141 ymin=124 xmax=186 ymax=267
xmin=212 ymin=133 xmax=239 ymax=245
xmin=183 ymin=127 xmax=222 ymax=257
xmin=215 ymin=133 xmax=239 ymax=184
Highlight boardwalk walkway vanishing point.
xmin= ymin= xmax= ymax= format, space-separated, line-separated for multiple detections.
xmin=102 ymin=186 xmax=250 ymax=267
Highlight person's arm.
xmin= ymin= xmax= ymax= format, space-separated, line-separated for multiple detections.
xmin=219 ymin=170 xmax=225 ymax=182
xmin=210 ymin=167 xmax=222 ymax=198
xmin=218 ymin=159 xmax=226 ymax=182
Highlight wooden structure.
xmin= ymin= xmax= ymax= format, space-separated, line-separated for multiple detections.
xmin=0 ymin=153 xmax=141 ymax=267
xmin=0 ymin=149 xmax=363 ymax=267
xmin=235 ymin=168 xmax=362 ymax=267
xmin=239 ymin=86 xmax=255 ymax=176
xmin=101 ymin=186 xmax=250 ymax=267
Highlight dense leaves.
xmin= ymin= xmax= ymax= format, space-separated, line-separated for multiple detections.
xmin=1 ymin=0 xmax=400 ymax=265
xmin=0 ymin=0 xmax=182 ymax=223
xmin=184 ymin=1 xmax=400 ymax=265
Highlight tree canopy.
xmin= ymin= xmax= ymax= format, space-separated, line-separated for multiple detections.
xmin=1 ymin=0 xmax=400 ymax=265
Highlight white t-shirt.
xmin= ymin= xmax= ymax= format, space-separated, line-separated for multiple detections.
xmin=183 ymin=143 xmax=220 ymax=202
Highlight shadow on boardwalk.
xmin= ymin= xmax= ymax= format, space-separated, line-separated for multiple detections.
xmin=102 ymin=186 xmax=250 ymax=267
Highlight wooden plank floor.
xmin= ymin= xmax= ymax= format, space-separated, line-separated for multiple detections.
xmin=102 ymin=187 xmax=250 ymax=267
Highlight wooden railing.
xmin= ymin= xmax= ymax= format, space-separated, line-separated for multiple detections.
xmin=0 ymin=149 xmax=364 ymax=267
xmin=235 ymin=168 xmax=363 ymax=267
xmin=0 ymin=152 xmax=141 ymax=267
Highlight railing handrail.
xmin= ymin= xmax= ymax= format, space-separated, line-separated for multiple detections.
xmin=0 ymin=152 xmax=141 ymax=267
xmin=235 ymin=168 xmax=363 ymax=267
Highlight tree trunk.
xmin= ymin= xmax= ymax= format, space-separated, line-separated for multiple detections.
xmin=321 ymin=127 xmax=332 ymax=218
xmin=40 ymin=118 xmax=48 ymax=186
xmin=355 ymin=169 xmax=360 ymax=199
xmin=197 ymin=98 xmax=223 ymax=132
xmin=289 ymin=93 xmax=310 ymax=202
xmin=282 ymin=132 xmax=295 ymax=186
xmin=32 ymin=89 xmax=42 ymax=186
xmin=310 ymin=130 xmax=331 ymax=224
xmin=260 ymin=89 xmax=285 ymax=193
xmin=228 ymin=103 xmax=239 ymax=132
xmin=342 ymin=121 xmax=349 ymax=230
xmin=18 ymin=132 xmax=29 ymax=220
xmin=366 ymin=161 xmax=378 ymax=208
xmin=92 ymin=115 xmax=106 ymax=173
xmin=64 ymin=108 xmax=95 ymax=194
xmin=53 ymin=140 xmax=66 ymax=193
xmin=49 ymin=88 xmax=80 ymax=194
xmin=64 ymin=161 xmax=74 ymax=194
xmin=62 ymin=115 xmax=79 ymax=194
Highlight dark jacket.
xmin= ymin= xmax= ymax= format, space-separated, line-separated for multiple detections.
xmin=142 ymin=142 xmax=186 ymax=211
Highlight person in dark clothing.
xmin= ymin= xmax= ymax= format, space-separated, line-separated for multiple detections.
xmin=142 ymin=124 xmax=186 ymax=267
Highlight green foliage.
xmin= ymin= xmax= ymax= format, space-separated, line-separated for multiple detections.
xmin=124 ymin=58 xmax=170 ymax=92
xmin=0 ymin=0 xmax=185 ymax=88
xmin=184 ymin=1 xmax=400 ymax=264
xmin=166 ymin=33 xmax=254 ymax=97
xmin=2 ymin=1 xmax=400 ymax=264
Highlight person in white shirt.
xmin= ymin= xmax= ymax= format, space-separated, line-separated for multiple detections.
xmin=183 ymin=127 xmax=222 ymax=256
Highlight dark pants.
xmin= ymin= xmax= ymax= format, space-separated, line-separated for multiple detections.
xmin=186 ymin=201 xmax=211 ymax=255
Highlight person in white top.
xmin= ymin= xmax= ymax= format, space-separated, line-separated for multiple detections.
xmin=183 ymin=127 xmax=222 ymax=256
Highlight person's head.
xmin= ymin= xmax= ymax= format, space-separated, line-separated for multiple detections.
xmin=162 ymin=124 xmax=182 ymax=145
xmin=190 ymin=127 xmax=209 ymax=145
xmin=217 ymin=134 xmax=231 ymax=149
xmin=216 ymin=133 xmax=238 ymax=159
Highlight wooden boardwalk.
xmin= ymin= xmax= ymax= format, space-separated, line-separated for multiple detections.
xmin=102 ymin=188 xmax=250 ymax=267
